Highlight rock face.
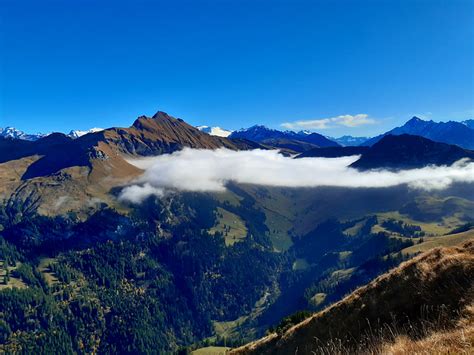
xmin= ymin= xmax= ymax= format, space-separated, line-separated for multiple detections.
xmin=362 ymin=116 xmax=474 ymax=150
xmin=350 ymin=134 xmax=474 ymax=170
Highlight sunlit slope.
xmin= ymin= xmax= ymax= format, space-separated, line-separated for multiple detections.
xmin=231 ymin=241 xmax=474 ymax=354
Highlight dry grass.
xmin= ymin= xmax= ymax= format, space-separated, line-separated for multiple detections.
xmin=381 ymin=304 xmax=474 ymax=355
xmin=231 ymin=241 xmax=474 ymax=355
xmin=209 ymin=207 xmax=248 ymax=246
xmin=191 ymin=346 xmax=230 ymax=355
xmin=403 ymin=228 xmax=474 ymax=255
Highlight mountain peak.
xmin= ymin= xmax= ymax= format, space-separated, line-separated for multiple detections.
xmin=229 ymin=125 xmax=339 ymax=150
xmin=196 ymin=126 xmax=233 ymax=137
xmin=151 ymin=110 xmax=173 ymax=120
xmin=405 ymin=116 xmax=428 ymax=126
xmin=68 ymin=128 xmax=104 ymax=139
xmin=351 ymin=134 xmax=474 ymax=170
xmin=247 ymin=124 xmax=271 ymax=130
xmin=462 ymin=119 xmax=474 ymax=129
xmin=0 ymin=126 xmax=47 ymax=141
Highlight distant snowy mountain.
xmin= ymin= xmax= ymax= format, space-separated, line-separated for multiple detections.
xmin=68 ymin=128 xmax=104 ymax=138
xmin=230 ymin=125 xmax=339 ymax=148
xmin=331 ymin=135 xmax=370 ymax=146
xmin=362 ymin=116 xmax=474 ymax=149
xmin=462 ymin=119 xmax=474 ymax=130
xmin=196 ymin=126 xmax=232 ymax=137
xmin=0 ymin=127 xmax=46 ymax=141
xmin=227 ymin=125 xmax=340 ymax=153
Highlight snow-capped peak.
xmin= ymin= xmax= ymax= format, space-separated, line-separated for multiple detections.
xmin=0 ymin=126 xmax=47 ymax=141
xmin=68 ymin=128 xmax=104 ymax=139
xmin=297 ymin=130 xmax=312 ymax=135
xmin=196 ymin=126 xmax=233 ymax=137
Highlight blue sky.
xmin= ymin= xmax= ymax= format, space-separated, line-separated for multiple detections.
xmin=1 ymin=0 xmax=473 ymax=137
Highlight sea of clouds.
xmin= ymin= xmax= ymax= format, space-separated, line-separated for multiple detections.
xmin=119 ymin=148 xmax=474 ymax=203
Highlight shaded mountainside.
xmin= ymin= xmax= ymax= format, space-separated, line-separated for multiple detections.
xmin=231 ymin=241 xmax=474 ymax=354
xmin=0 ymin=133 xmax=73 ymax=164
xmin=296 ymin=134 xmax=474 ymax=168
xmin=362 ymin=116 xmax=474 ymax=149
xmin=230 ymin=125 xmax=339 ymax=153
xmin=463 ymin=119 xmax=474 ymax=130
xmin=351 ymin=134 xmax=474 ymax=170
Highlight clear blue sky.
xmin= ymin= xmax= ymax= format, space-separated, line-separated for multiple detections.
xmin=1 ymin=0 xmax=473 ymax=137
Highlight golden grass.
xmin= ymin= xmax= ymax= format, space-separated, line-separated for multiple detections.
xmin=191 ymin=346 xmax=230 ymax=355
xmin=0 ymin=261 xmax=27 ymax=290
xmin=381 ymin=305 xmax=474 ymax=355
xmin=37 ymin=257 xmax=59 ymax=286
xmin=403 ymin=229 xmax=474 ymax=255
xmin=292 ymin=258 xmax=309 ymax=271
xmin=374 ymin=211 xmax=464 ymax=236
xmin=209 ymin=207 xmax=248 ymax=246
xmin=231 ymin=241 xmax=474 ymax=355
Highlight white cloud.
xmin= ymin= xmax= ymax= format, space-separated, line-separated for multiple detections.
xmin=118 ymin=148 xmax=474 ymax=203
xmin=281 ymin=114 xmax=375 ymax=130
xmin=119 ymin=183 xmax=164 ymax=203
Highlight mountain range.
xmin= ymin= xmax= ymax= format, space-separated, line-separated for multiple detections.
xmin=362 ymin=116 xmax=474 ymax=149
xmin=4 ymin=115 xmax=474 ymax=153
xmin=463 ymin=119 xmax=474 ymax=129
xmin=330 ymin=135 xmax=369 ymax=146
xmin=0 ymin=109 xmax=473 ymax=354
xmin=3 ymin=112 xmax=474 ymax=180
xmin=1 ymin=110 xmax=473 ymax=219
xmin=0 ymin=126 xmax=105 ymax=141
xmin=0 ymin=127 xmax=47 ymax=141
xmin=297 ymin=134 xmax=474 ymax=170
xmin=229 ymin=125 xmax=340 ymax=153
xmin=351 ymin=134 xmax=474 ymax=169
xmin=7 ymin=111 xmax=261 ymax=180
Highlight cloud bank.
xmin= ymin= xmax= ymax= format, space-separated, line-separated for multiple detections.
xmin=281 ymin=114 xmax=375 ymax=130
xmin=119 ymin=148 xmax=474 ymax=203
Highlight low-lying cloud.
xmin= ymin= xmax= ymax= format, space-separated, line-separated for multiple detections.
xmin=281 ymin=113 xmax=375 ymax=130
xmin=119 ymin=148 xmax=474 ymax=203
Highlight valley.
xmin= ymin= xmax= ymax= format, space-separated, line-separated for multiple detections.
xmin=0 ymin=112 xmax=473 ymax=353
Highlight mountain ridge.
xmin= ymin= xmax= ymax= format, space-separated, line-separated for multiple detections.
xmin=231 ymin=241 xmax=474 ymax=354
xmin=196 ymin=125 xmax=233 ymax=137
xmin=351 ymin=134 xmax=474 ymax=170
xmin=230 ymin=125 xmax=339 ymax=152
xmin=362 ymin=116 xmax=474 ymax=149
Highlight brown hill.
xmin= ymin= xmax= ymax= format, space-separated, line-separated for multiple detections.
xmin=20 ymin=111 xmax=261 ymax=180
xmin=0 ymin=111 xmax=262 ymax=215
xmin=231 ymin=241 xmax=474 ymax=354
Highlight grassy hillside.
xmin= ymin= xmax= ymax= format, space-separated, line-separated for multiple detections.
xmin=231 ymin=241 xmax=474 ymax=354
xmin=403 ymin=228 xmax=474 ymax=255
